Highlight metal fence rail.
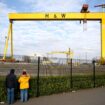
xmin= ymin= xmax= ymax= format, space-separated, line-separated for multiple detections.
xmin=0 ymin=56 xmax=105 ymax=101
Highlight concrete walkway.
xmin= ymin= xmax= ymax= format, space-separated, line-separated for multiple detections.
xmin=5 ymin=87 xmax=105 ymax=105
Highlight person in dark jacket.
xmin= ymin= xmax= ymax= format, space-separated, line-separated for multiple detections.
xmin=5 ymin=69 xmax=17 ymax=104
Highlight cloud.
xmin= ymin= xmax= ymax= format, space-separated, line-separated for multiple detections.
xmin=12 ymin=20 xmax=100 ymax=59
xmin=0 ymin=0 xmax=102 ymax=59
xmin=19 ymin=0 xmax=85 ymax=12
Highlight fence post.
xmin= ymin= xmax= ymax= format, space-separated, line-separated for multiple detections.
xmin=92 ymin=60 xmax=96 ymax=88
xmin=36 ymin=56 xmax=40 ymax=97
xmin=70 ymin=59 xmax=73 ymax=90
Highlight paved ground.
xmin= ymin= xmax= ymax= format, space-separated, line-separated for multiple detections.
xmin=3 ymin=87 xmax=105 ymax=105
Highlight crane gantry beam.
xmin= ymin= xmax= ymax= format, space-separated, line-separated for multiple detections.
xmin=2 ymin=12 xmax=105 ymax=62
xmin=9 ymin=12 xmax=104 ymax=20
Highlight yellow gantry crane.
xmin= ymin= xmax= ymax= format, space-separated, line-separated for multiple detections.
xmin=1 ymin=21 xmax=15 ymax=62
xmin=1 ymin=11 xmax=105 ymax=63
xmin=48 ymin=48 xmax=73 ymax=64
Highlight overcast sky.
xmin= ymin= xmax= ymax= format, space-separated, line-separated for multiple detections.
xmin=0 ymin=0 xmax=104 ymax=59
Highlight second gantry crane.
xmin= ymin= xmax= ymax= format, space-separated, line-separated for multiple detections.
xmin=48 ymin=48 xmax=73 ymax=64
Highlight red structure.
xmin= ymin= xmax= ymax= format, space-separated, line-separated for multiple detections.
xmin=81 ymin=4 xmax=90 ymax=13
xmin=80 ymin=4 xmax=90 ymax=24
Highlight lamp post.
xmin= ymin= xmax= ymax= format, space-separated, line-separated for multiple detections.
xmin=85 ymin=52 xmax=87 ymax=63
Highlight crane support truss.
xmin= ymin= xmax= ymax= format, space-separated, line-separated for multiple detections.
xmin=3 ymin=12 xmax=105 ymax=61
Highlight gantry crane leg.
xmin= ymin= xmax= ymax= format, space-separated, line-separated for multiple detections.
xmin=3 ymin=21 xmax=14 ymax=61
xmin=101 ymin=19 xmax=105 ymax=64
xmin=10 ymin=21 xmax=13 ymax=60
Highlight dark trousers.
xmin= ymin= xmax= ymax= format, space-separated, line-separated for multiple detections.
xmin=7 ymin=88 xmax=14 ymax=104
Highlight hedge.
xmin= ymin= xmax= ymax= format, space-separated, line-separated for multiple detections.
xmin=0 ymin=75 xmax=105 ymax=102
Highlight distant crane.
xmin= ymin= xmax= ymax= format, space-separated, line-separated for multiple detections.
xmin=94 ymin=4 xmax=105 ymax=12
xmin=48 ymin=48 xmax=73 ymax=64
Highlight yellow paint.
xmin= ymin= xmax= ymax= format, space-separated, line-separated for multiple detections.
xmin=102 ymin=19 xmax=105 ymax=59
xmin=9 ymin=13 xmax=104 ymax=20
xmin=3 ymin=23 xmax=11 ymax=60
xmin=3 ymin=22 xmax=14 ymax=60
xmin=10 ymin=21 xmax=13 ymax=59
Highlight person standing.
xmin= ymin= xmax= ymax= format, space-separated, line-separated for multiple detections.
xmin=5 ymin=69 xmax=17 ymax=104
xmin=18 ymin=71 xmax=30 ymax=102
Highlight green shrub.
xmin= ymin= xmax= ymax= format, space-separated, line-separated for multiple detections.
xmin=39 ymin=76 xmax=70 ymax=95
xmin=1 ymin=75 xmax=105 ymax=102
xmin=0 ymin=78 xmax=6 ymax=102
